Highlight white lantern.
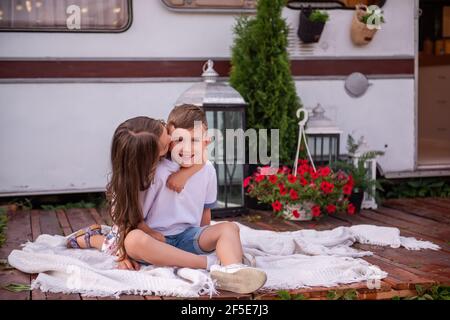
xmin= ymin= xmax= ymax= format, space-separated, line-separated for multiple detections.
xmin=305 ymin=104 xmax=342 ymax=166
xmin=349 ymin=139 xmax=379 ymax=210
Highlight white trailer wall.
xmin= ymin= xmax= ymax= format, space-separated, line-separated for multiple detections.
xmin=0 ymin=0 xmax=416 ymax=195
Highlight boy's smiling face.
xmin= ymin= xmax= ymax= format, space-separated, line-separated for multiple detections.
xmin=168 ymin=123 xmax=209 ymax=168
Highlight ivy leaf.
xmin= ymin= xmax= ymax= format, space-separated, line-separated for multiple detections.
xmin=2 ymin=283 xmax=31 ymax=292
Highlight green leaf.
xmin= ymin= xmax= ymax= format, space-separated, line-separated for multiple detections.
xmin=343 ymin=289 xmax=358 ymax=300
xmin=277 ymin=290 xmax=292 ymax=300
xmin=2 ymin=283 xmax=31 ymax=292
xmin=415 ymin=284 xmax=424 ymax=295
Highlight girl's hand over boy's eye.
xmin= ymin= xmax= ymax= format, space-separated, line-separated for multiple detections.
xmin=117 ymin=256 xmax=141 ymax=271
xmin=150 ymin=231 xmax=166 ymax=243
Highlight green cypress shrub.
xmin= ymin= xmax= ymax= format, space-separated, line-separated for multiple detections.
xmin=230 ymin=0 xmax=302 ymax=164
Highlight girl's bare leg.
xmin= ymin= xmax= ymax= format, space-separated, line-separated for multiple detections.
xmin=75 ymin=235 xmax=105 ymax=250
xmin=124 ymin=229 xmax=207 ymax=269
xmin=197 ymin=222 xmax=243 ymax=266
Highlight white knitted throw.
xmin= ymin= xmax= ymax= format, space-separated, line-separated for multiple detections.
xmin=8 ymin=223 xmax=440 ymax=298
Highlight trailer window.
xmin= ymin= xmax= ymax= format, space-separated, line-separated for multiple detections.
xmin=0 ymin=0 xmax=131 ymax=32
xmin=161 ymin=0 xmax=257 ymax=12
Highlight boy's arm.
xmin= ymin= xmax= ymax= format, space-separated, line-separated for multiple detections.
xmin=166 ymin=163 xmax=204 ymax=193
xmin=200 ymin=208 xmax=211 ymax=227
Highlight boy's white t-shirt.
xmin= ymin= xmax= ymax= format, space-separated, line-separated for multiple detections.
xmin=141 ymin=158 xmax=218 ymax=236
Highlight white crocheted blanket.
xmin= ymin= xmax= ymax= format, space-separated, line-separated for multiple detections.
xmin=8 ymin=222 xmax=440 ymax=298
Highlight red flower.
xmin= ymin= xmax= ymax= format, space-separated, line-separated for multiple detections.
xmin=289 ymin=189 xmax=299 ymax=200
xmin=269 ymin=175 xmax=278 ymax=184
xmin=320 ymin=181 xmax=335 ymax=194
xmin=287 ymin=174 xmax=297 ymax=184
xmin=319 ymin=167 xmax=331 ymax=177
xmin=292 ymin=210 xmax=300 ymax=218
xmin=343 ymin=184 xmax=353 ymax=195
xmin=310 ymin=171 xmax=320 ymax=180
xmin=255 ymin=174 xmax=265 ymax=183
xmin=347 ymin=175 xmax=355 ymax=187
xmin=243 ymin=176 xmax=251 ymax=188
xmin=312 ymin=206 xmax=321 ymax=217
xmin=272 ymin=200 xmax=283 ymax=212
xmin=298 ymin=164 xmax=310 ymax=175
xmin=278 ymin=183 xmax=287 ymax=196
xmin=326 ymin=204 xmax=337 ymax=214
xmin=348 ymin=203 xmax=356 ymax=215
xmin=298 ymin=159 xmax=308 ymax=166
xmin=300 ymin=177 xmax=308 ymax=186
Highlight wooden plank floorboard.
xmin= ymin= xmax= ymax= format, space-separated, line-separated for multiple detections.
xmin=2 ymin=198 xmax=449 ymax=300
xmin=383 ymin=199 xmax=450 ymax=224
xmin=0 ymin=210 xmax=32 ymax=300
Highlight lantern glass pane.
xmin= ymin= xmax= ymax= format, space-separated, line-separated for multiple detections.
xmin=206 ymin=110 xmax=244 ymax=209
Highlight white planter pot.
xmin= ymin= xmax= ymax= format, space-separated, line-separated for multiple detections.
xmin=282 ymin=202 xmax=315 ymax=221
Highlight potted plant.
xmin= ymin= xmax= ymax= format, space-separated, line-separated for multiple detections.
xmin=244 ymin=160 xmax=354 ymax=221
xmin=297 ymin=7 xmax=330 ymax=43
xmin=332 ymin=135 xmax=385 ymax=213
xmin=351 ymin=4 xmax=385 ymax=46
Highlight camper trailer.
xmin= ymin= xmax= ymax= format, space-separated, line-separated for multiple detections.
xmin=0 ymin=0 xmax=449 ymax=199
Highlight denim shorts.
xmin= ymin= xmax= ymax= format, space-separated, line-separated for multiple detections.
xmin=165 ymin=226 xmax=213 ymax=255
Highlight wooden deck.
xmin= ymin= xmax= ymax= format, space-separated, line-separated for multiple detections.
xmin=1 ymin=197 xmax=449 ymax=300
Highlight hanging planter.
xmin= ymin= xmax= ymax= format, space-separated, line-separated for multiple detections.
xmin=351 ymin=4 xmax=385 ymax=46
xmin=297 ymin=7 xmax=329 ymax=44
xmin=244 ymin=109 xmax=355 ymax=222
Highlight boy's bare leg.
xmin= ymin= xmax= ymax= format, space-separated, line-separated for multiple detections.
xmin=124 ymin=229 xmax=207 ymax=269
xmin=197 ymin=222 xmax=243 ymax=266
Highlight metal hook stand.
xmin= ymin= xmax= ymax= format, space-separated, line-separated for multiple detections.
xmin=293 ymin=108 xmax=316 ymax=176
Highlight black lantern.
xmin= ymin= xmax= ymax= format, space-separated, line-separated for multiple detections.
xmin=305 ymin=104 xmax=342 ymax=165
xmin=175 ymin=60 xmax=248 ymax=218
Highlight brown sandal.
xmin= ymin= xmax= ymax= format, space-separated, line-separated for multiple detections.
xmin=66 ymin=224 xmax=102 ymax=249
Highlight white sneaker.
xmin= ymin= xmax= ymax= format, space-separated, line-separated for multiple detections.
xmin=210 ymin=264 xmax=267 ymax=294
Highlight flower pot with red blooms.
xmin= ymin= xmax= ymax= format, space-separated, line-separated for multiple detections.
xmin=244 ymin=159 xmax=353 ymax=221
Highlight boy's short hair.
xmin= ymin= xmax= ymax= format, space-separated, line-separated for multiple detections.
xmin=167 ymin=104 xmax=207 ymax=130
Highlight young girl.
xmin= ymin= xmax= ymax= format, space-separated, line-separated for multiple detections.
xmin=68 ymin=113 xmax=266 ymax=294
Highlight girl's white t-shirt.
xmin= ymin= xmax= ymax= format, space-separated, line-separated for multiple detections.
xmin=141 ymin=158 xmax=218 ymax=236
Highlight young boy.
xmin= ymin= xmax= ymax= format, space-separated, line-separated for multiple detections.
xmin=125 ymin=104 xmax=267 ymax=294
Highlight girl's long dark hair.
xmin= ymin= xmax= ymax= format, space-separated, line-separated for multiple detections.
xmin=106 ymin=116 xmax=164 ymax=261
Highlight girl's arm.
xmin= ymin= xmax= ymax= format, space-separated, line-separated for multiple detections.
xmin=200 ymin=208 xmax=211 ymax=227
xmin=166 ymin=163 xmax=204 ymax=193
xmin=137 ymin=221 xmax=165 ymax=243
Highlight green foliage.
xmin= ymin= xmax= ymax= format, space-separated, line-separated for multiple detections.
xmin=392 ymin=285 xmax=450 ymax=300
xmin=380 ymin=179 xmax=450 ymax=199
xmin=1 ymin=283 xmax=31 ymax=292
xmin=40 ymin=200 xmax=96 ymax=211
xmin=0 ymin=207 xmax=8 ymax=248
xmin=277 ymin=290 xmax=307 ymax=300
xmin=326 ymin=289 xmax=358 ymax=300
xmin=230 ymin=0 xmax=302 ymax=164
xmin=8 ymin=198 xmax=32 ymax=211
xmin=332 ymin=135 xmax=384 ymax=194
xmin=309 ymin=10 xmax=329 ymax=23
